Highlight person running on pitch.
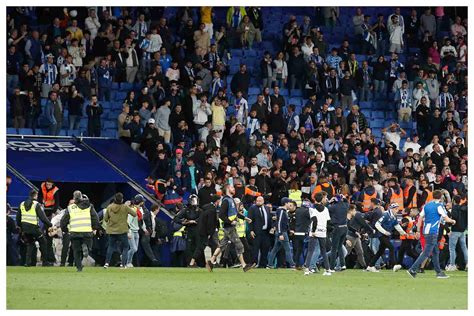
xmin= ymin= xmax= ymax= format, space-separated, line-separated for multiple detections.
xmin=206 ymin=185 xmax=254 ymax=272
xmin=60 ymin=191 xmax=100 ymax=272
xmin=304 ymin=192 xmax=332 ymax=276
xmin=366 ymin=203 xmax=407 ymax=272
xmin=407 ymin=190 xmax=456 ymax=279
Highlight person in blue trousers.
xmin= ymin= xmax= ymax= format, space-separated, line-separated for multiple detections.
xmin=407 ymin=190 xmax=456 ymax=279
xmin=267 ymin=198 xmax=296 ymax=269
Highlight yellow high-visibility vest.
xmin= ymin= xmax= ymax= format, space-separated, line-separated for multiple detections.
xmin=289 ymin=190 xmax=302 ymax=207
xmin=69 ymin=204 xmax=92 ymax=233
xmin=218 ymin=219 xmax=225 ymax=240
xmin=173 ymin=225 xmax=185 ymax=237
xmin=20 ymin=201 xmax=39 ymax=225
xmin=236 ymin=218 xmax=246 ymax=238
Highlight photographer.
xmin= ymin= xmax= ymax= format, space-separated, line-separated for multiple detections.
xmin=86 ymin=95 xmax=103 ymax=137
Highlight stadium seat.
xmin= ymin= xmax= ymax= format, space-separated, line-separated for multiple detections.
xmin=280 ymin=89 xmax=289 ymax=96
xmin=120 ymin=82 xmax=133 ymax=91
xmin=371 ymin=120 xmax=385 ymax=129
xmin=68 ymin=129 xmax=81 ymax=136
xmin=249 ymin=87 xmax=260 ymax=95
xmin=290 ymin=90 xmax=303 ymax=97
xmin=59 ymin=129 xmax=68 ymax=136
xmin=7 ymin=128 xmax=18 ymax=134
xmin=18 ymin=128 xmax=34 ymax=135
xmin=111 ymin=82 xmax=119 ymax=90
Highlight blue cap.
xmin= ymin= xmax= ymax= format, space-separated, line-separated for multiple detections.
xmin=281 ymin=197 xmax=293 ymax=205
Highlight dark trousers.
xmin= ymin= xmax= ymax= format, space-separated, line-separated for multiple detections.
xmin=71 ymin=237 xmax=92 ymax=270
xmin=61 ymin=233 xmax=72 ymax=266
xmin=293 ymin=235 xmax=306 ymax=267
xmin=23 ymin=228 xmax=48 ymax=266
xmin=139 ymin=234 xmax=158 ymax=264
xmin=88 ymin=122 xmax=101 ymax=137
xmin=193 ymin=234 xmax=218 ymax=264
xmin=105 ymin=233 xmax=129 ymax=265
xmin=185 ymin=227 xmax=199 ymax=265
xmin=240 ymin=236 xmax=252 ymax=264
xmin=251 ymin=231 xmax=271 ymax=267
xmin=397 ymin=239 xmax=419 ymax=266
xmin=329 ymin=226 xmax=348 ymax=269
xmin=370 ymin=235 xmax=395 ymax=267
xmin=44 ymin=233 xmax=56 ymax=263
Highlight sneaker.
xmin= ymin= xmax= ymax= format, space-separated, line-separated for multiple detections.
xmin=232 ymin=264 xmax=242 ymax=268
xmin=289 ymin=266 xmax=297 ymax=270
xmin=407 ymin=269 xmax=417 ymax=278
xmin=393 ymin=264 xmax=402 ymax=272
xmin=304 ymin=268 xmax=310 ymax=276
xmin=418 ymin=268 xmax=425 ymax=273
xmin=265 ymin=265 xmax=273 ymax=269
xmin=103 ymin=263 xmax=109 ymax=269
xmin=437 ymin=272 xmax=450 ymax=279
xmin=445 ymin=265 xmax=457 ymax=272
xmin=309 ymin=268 xmax=317 ymax=274
xmin=327 ymin=269 xmax=335 ymax=273
xmin=366 ymin=266 xmax=379 ymax=273
xmin=243 ymin=264 xmax=253 ymax=272
xmin=340 ymin=266 xmax=346 ymax=271
xmin=126 ymin=263 xmax=134 ymax=268
xmin=120 ymin=264 xmax=127 ymax=269
xmin=323 ymin=270 xmax=332 ymax=276
xmin=188 ymin=263 xmax=198 ymax=268
xmin=76 ymin=267 xmax=83 ymax=272
xmin=206 ymin=260 xmax=214 ymax=272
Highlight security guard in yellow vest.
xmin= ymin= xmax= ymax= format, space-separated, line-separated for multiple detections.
xmin=60 ymin=191 xmax=99 ymax=272
xmin=16 ymin=190 xmax=53 ymax=267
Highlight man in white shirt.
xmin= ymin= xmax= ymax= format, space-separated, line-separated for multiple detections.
xmin=383 ymin=122 xmax=407 ymax=150
xmin=84 ymin=9 xmax=101 ymax=40
xmin=402 ymin=134 xmax=422 ymax=154
xmin=303 ymin=192 xmax=332 ymax=276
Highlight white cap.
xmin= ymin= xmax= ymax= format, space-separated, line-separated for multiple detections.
xmin=148 ymin=118 xmax=155 ymax=124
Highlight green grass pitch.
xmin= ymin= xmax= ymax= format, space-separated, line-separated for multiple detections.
xmin=7 ymin=267 xmax=467 ymax=309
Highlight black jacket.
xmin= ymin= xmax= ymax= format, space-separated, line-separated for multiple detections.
xmin=16 ymin=199 xmax=52 ymax=233
xmin=348 ymin=211 xmax=373 ymax=237
xmin=450 ymin=204 xmax=467 ymax=232
xmin=230 ymin=71 xmax=250 ymax=95
xmin=328 ymin=200 xmax=349 ymax=226
xmin=294 ymin=206 xmax=311 ymax=233
xmin=248 ymin=204 xmax=272 ymax=234
xmin=198 ymin=202 xmax=219 ymax=237
xmin=198 ymin=186 xmax=217 ymax=207
xmin=60 ymin=199 xmax=100 ymax=237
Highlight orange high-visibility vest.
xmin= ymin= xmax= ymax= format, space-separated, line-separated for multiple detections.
xmin=311 ymin=183 xmax=335 ymax=201
xmin=390 ymin=187 xmax=404 ymax=207
xmin=400 ymin=216 xmax=415 ymax=240
xmin=362 ymin=191 xmax=377 ymax=213
xmin=424 ymin=189 xmax=433 ymax=205
xmin=403 ymin=184 xmax=417 ymax=209
xmin=41 ymin=183 xmax=58 ymax=208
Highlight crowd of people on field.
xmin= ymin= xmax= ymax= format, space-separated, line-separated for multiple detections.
xmin=6 ymin=6 xmax=468 ymax=273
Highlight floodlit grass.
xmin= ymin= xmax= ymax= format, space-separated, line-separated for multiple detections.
xmin=7 ymin=267 xmax=467 ymax=310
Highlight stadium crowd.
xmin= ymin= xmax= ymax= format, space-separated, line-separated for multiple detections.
xmin=6 ymin=6 xmax=468 ymax=274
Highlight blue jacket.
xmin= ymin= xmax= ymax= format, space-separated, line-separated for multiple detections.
xmin=375 ymin=210 xmax=400 ymax=237
xmin=97 ymin=66 xmax=114 ymax=88
xmin=45 ymin=100 xmax=58 ymax=125
xmin=274 ymin=146 xmax=290 ymax=162
xmin=354 ymin=151 xmax=369 ymax=167
xmin=275 ymin=207 xmax=289 ymax=236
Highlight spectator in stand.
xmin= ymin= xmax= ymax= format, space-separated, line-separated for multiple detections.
xmin=155 ymin=99 xmax=172 ymax=143
xmin=287 ymin=46 xmax=306 ymax=96
xmin=45 ymin=91 xmax=63 ymax=136
xmin=10 ymin=88 xmax=26 ymax=129
xmin=394 ymin=80 xmax=413 ymax=122
xmin=239 ymin=16 xmax=256 ymax=49
xmin=68 ymin=88 xmax=83 ymax=131
xmin=231 ymin=64 xmax=250 ymax=98
xmin=388 ymin=15 xmax=404 ymax=54
xmin=419 ymin=8 xmax=436 ymax=40
xmin=86 ymin=95 xmax=103 ymax=137
xmin=97 ymin=58 xmax=114 ymax=102
xmin=273 ymin=51 xmax=288 ymax=89
xmin=339 ymin=70 xmax=357 ymax=111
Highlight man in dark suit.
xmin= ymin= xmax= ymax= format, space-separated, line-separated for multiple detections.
xmin=247 ymin=196 xmax=272 ymax=268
